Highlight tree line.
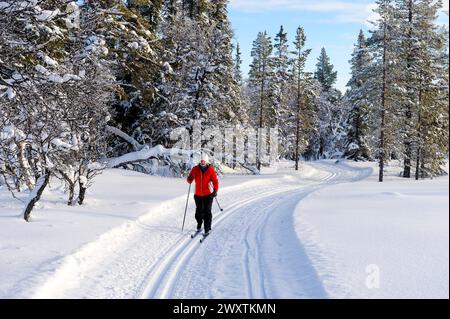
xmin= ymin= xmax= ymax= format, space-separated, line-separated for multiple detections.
xmin=242 ymin=0 xmax=448 ymax=181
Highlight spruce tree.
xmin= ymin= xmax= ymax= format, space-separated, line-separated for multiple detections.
xmin=291 ymin=27 xmax=312 ymax=170
xmin=344 ymin=30 xmax=373 ymax=161
xmin=234 ymin=43 xmax=243 ymax=85
xmin=367 ymin=0 xmax=398 ymax=182
xmin=314 ymin=48 xmax=337 ymax=91
xmin=394 ymin=0 xmax=448 ymax=178
xmin=248 ymin=31 xmax=274 ymax=170
xmin=311 ymin=47 xmax=343 ymax=159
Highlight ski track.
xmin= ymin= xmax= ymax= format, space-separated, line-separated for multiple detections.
xmin=31 ymin=161 xmax=372 ymax=299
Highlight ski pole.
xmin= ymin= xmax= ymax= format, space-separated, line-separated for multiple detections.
xmin=215 ymin=197 xmax=223 ymax=212
xmin=181 ymin=183 xmax=191 ymax=232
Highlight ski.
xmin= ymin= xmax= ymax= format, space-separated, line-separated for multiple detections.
xmin=199 ymin=232 xmax=210 ymax=243
xmin=191 ymin=230 xmax=201 ymax=239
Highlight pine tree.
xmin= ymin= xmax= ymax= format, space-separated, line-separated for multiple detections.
xmin=128 ymin=0 xmax=164 ymax=32
xmin=344 ymin=30 xmax=373 ymax=161
xmin=248 ymin=31 xmax=274 ymax=170
xmin=234 ymin=43 xmax=243 ymax=85
xmin=395 ymin=0 xmax=448 ymax=178
xmin=273 ymin=25 xmax=290 ymax=104
xmin=272 ymin=26 xmax=292 ymax=159
xmin=314 ymin=48 xmax=337 ymax=91
xmin=89 ymin=0 xmax=162 ymax=150
xmin=409 ymin=1 xmax=448 ymax=178
xmin=311 ymin=47 xmax=343 ymax=159
xmin=151 ymin=0 xmax=243 ymax=147
xmin=290 ymin=27 xmax=312 ymax=170
xmin=367 ymin=0 xmax=398 ymax=182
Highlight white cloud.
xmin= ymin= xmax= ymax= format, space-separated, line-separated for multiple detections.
xmin=443 ymin=0 xmax=449 ymax=11
xmin=230 ymin=0 xmax=449 ymax=25
xmin=229 ymin=0 xmax=371 ymax=12
xmin=230 ymin=0 xmax=377 ymax=24
xmin=441 ymin=0 xmax=449 ymax=18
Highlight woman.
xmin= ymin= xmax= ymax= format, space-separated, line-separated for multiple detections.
xmin=186 ymin=153 xmax=219 ymax=236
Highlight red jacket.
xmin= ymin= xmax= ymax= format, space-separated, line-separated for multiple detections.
xmin=187 ymin=165 xmax=219 ymax=197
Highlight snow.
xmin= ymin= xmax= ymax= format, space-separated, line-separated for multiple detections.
xmin=295 ymin=161 xmax=449 ymax=299
xmin=51 ymin=138 xmax=78 ymax=150
xmin=128 ymin=42 xmax=139 ymax=50
xmin=0 ymin=161 xmax=448 ymax=299
xmin=40 ymin=54 xmax=58 ymax=67
xmin=6 ymin=87 xmax=16 ymax=99
xmin=47 ymin=73 xmax=81 ymax=83
xmin=0 ymin=168 xmax=262 ymax=298
xmin=64 ymin=2 xmax=79 ymax=29
xmin=0 ymin=0 xmax=37 ymax=11
xmin=78 ymin=176 xmax=87 ymax=186
xmin=36 ymin=9 xmax=60 ymax=22
xmin=35 ymin=64 xmax=49 ymax=74
xmin=0 ymin=124 xmax=25 ymax=140
xmin=163 ymin=62 xmax=174 ymax=74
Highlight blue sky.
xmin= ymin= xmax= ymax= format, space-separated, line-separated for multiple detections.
xmin=228 ymin=0 xmax=449 ymax=93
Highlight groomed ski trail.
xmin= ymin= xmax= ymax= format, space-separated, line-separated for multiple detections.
xmin=30 ymin=161 xmax=372 ymax=299
xmin=141 ymin=161 xmax=371 ymax=299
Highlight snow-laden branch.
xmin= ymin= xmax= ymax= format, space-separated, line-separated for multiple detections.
xmin=105 ymin=145 xmax=193 ymax=168
xmin=105 ymin=144 xmax=260 ymax=175
xmin=105 ymin=125 xmax=144 ymax=151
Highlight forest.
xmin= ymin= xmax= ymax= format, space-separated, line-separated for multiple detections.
xmin=0 ymin=0 xmax=448 ymax=221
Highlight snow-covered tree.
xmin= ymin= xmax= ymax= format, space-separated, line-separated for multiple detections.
xmin=91 ymin=0 xmax=162 ymax=152
xmin=366 ymin=0 xmax=399 ymax=182
xmin=289 ymin=27 xmax=313 ymax=170
xmin=233 ymin=42 xmax=243 ymax=85
xmin=248 ymin=31 xmax=275 ymax=169
xmin=272 ymin=25 xmax=291 ymax=124
xmin=0 ymin=1 xmax=115 ymax=220
xmin=314 ymin=47 xmax=338 ymax=92
xmin=394 ymin=0 xmax=448 ymax=178
xmin=343 ymin=30 xmax=373 ymax=161
xmin=308 ymin=48 xmax=344 ymax=159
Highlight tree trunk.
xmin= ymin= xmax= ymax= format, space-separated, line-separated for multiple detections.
xmin=78 ymin=182 xmax=87 ymax=205
xmin=295 ymin=107 xmax=300 ymax=170
xmin=232 ymin=134 xmax=237 ymax=169
xmin=403 ymin=0 xmax=414 ymax=179
xmin=68 ymin=182 xmax=75 ymax=206
xmin=257 ymin=61 xmax=266 ymax=172
xmin=57 ymin=170 xmax=76 ymax=205
xmin=379 ymin=16 xmax=389 ymax=183
xmin=415 ymin=90 xmax=423 ymax=180
xmin=403 ymin=142 xmax=412 ymax=178
xmin=295 ymin=72 xmax=302 ymax=171
xmin=23 ymin=172 xmax=50 ymax=222
xmin=415 ymin=149 xmax=421 ymax=180
xmin=420 ymin=156 xmax=425 ymax=179
xmin=17 ymin=141 xmax=35 ymax=191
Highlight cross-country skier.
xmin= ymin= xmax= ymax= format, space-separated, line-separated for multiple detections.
xmin=187 ymin=153 xmax=219 ymax=236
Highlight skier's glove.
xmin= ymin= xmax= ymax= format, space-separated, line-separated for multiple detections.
xmin=210 ymin=190 xmax=217 ymax=198
xmin=187 ymin=176 xmax=194 ymax=184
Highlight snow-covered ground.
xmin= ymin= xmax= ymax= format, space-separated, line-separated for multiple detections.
xmin=295 ymin=161 xmax=449 ymax=299
xmin=0 ymin=160 xmax=448 ymax=299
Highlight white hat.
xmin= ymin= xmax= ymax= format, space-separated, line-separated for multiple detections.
xmin=200 ymin=153 xmax=209 ymax=163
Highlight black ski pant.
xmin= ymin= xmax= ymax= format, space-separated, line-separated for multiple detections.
xmin=194 ymin=195 xmax=213 ymax=232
